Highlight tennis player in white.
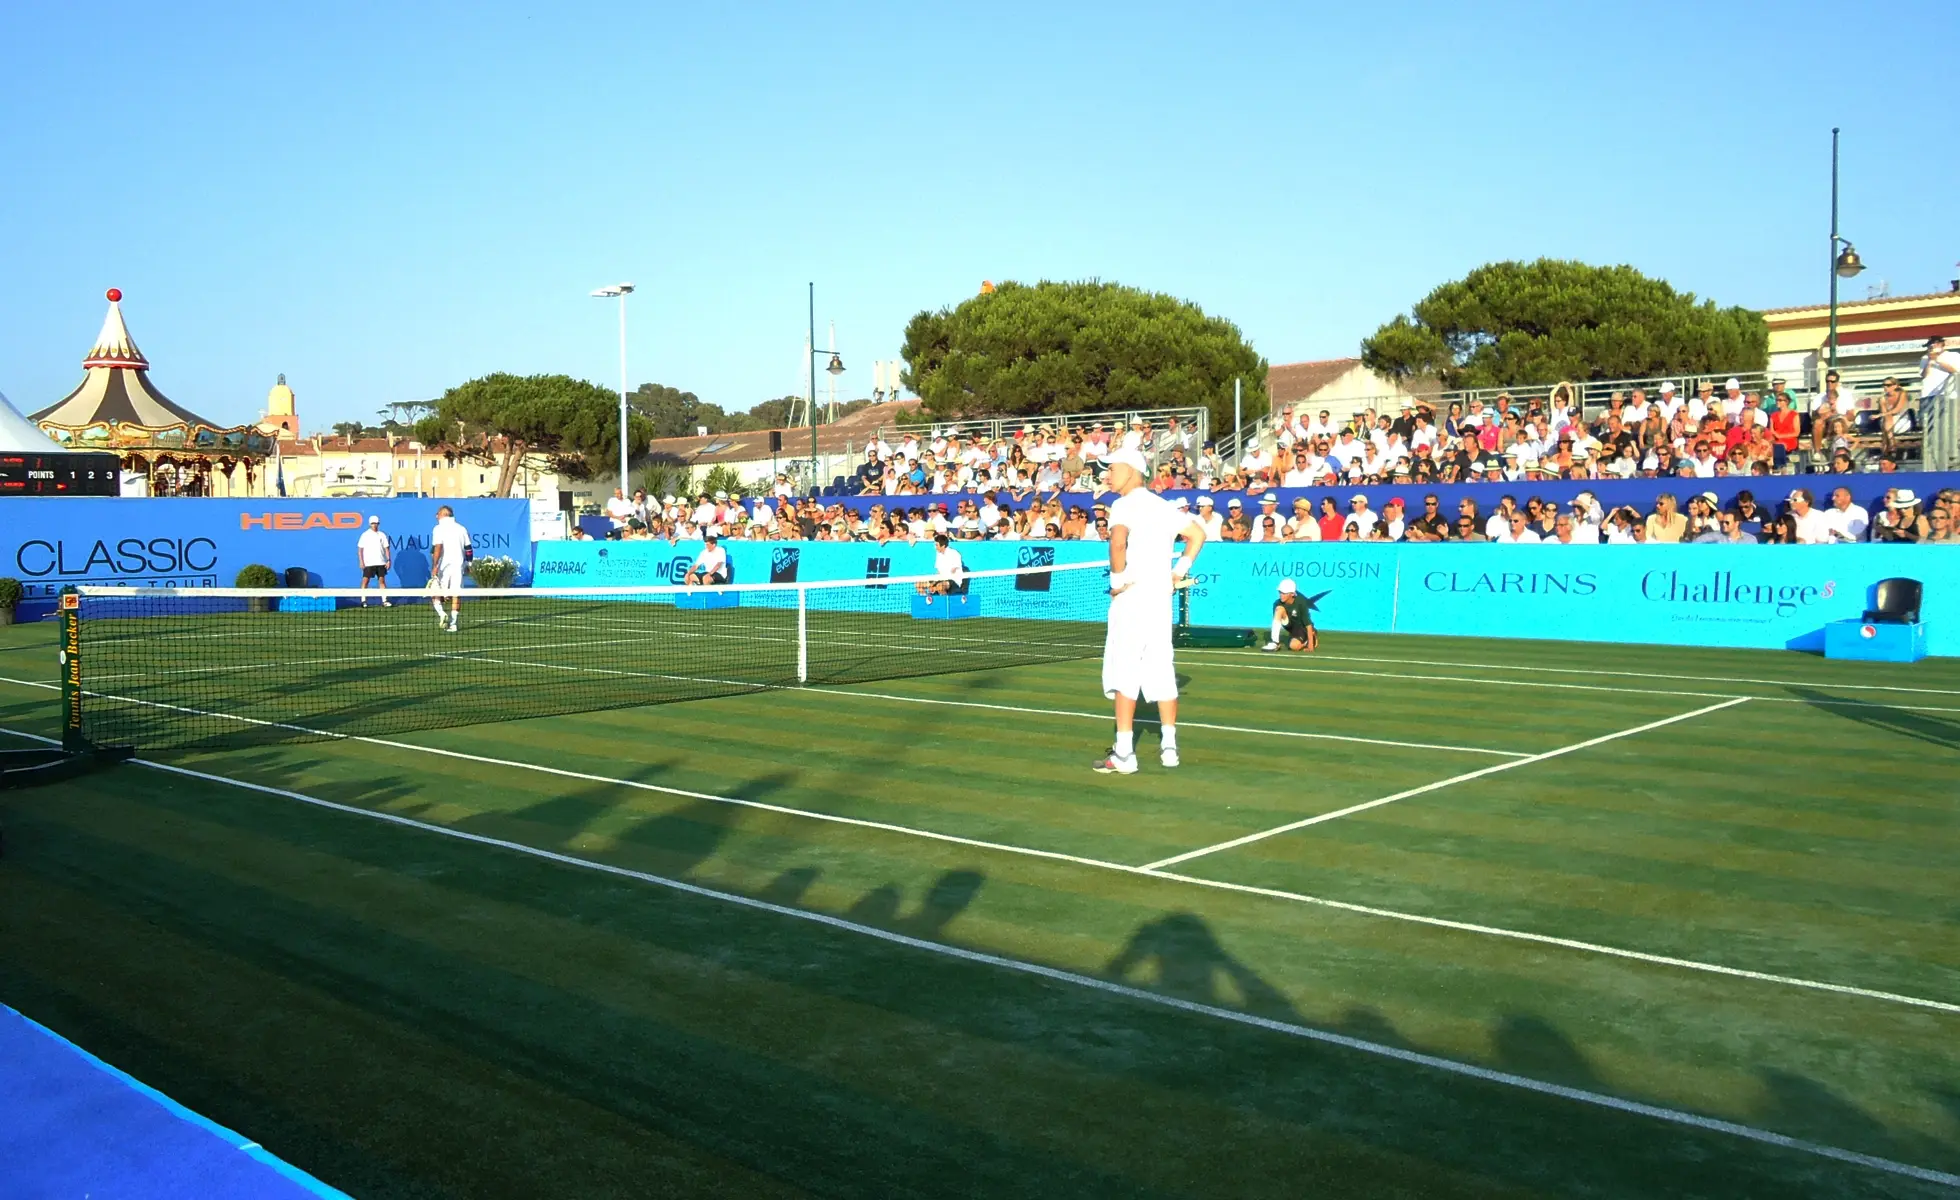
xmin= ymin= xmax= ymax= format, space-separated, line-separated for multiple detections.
xmin=1095 ymin=447 xmax=1206 ymax=774
xmin=429 ymin=505 xmax=471 ymax=633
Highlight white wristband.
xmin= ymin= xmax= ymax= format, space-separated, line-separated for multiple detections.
xmin=1109 ymin=569 xmax=1131 ymax=589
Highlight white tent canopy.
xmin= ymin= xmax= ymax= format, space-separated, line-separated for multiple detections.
xmin=0 ymin=389 xmax=67 ymax=453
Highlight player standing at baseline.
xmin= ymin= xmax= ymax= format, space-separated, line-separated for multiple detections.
xmin=1095 ymin=447 xmax=1207 ymax=775
xmin=429 ymin=505 xmax=471 ymax=633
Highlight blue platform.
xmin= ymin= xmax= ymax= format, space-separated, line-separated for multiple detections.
xmin=675 ymin=589 xmax=739 ymax=609
xmin=0 ymin=1004 xmax=347 ymax=1199
xmin=1823 ymin=619 xmax=1928 ymax=662
xmin=911 ymin=592 xmax=980 ymax=619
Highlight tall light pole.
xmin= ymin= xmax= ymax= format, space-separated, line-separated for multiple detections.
xmin=590 ymin=283 xmax=636 ymax=489
xmin=1826 ymin=129 xmax=1865 ymax=371
xmin=806 ymin=282 xmax=845 ymax=488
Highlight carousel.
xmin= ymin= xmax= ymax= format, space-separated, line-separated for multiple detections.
xmin=32 ymin=289 xmax=277 ymax=496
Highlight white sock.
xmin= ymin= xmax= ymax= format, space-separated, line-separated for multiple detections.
xmin=1270 ymin=618 xmax=1284 ymax=641
xmin=1114 ymin=731 xmax=1134 ymax=757
xmin=1161 ymin=725 xmax=1177 ymax=750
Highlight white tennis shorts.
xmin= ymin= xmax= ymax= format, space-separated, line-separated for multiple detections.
xmin=1102 ymin=595 xmax=1177 ymax=702
xmin=434 ymin=561 xmax=463 ymax=595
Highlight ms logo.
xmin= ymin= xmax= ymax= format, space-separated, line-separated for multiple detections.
xmin=1015 ymin=545 xmax=1055 ymax=592
xmin=770 ymin=547 xmax=802 ymax=584
xmin=863 ymin=556 xmax=891 ymax=590
xmin=657 ymin=554 xmax=692 ymax=583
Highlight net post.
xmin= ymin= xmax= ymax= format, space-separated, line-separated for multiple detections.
xmin=796 ymin=585 xmax=808 ymax=684
xmin=59 ymin=588 xmax=86 ymax=753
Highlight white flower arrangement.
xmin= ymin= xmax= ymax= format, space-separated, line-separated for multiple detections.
xmin=469 ymin=554 xmax=521 ymax=589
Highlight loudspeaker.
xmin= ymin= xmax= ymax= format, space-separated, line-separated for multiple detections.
xmin=769 ymin=430 xmax=783 ymax=453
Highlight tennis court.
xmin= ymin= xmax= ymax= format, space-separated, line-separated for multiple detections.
xmin=2 ymin=598 xmax=1957 ymax=1197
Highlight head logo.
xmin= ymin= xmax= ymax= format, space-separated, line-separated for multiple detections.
xmin=240 ymin=512 xmax=365 ymax=531
xmin=770 ymin=546 xmax=802 ymax=584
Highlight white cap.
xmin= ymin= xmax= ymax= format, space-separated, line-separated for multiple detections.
xmin=1725 ymin=377 xmax=1741 ymax=390
xmin=1659 ymin=381 xmax=1676 ymax=393
xmin=1277 ymin=579 xmax=1298 ymax=594
xmin=367 ymin=515 xmax=379 ymax=525
xmin=1172 ymin=497 xmax=1190 ymax=509
xmin=1196 ymin=495 xmax=1214 ymax=506
xmin=1107 ymin=446 xmax=1149 ymax=474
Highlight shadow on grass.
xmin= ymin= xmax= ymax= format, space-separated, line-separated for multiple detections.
xmin=15 ymin=735 xmax=1958 ymax=1198
xmin=1786 ymin=685 xmax=1960 ymax=753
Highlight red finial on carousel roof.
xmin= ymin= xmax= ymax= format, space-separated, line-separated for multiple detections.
xmin=106 ymin=288 xmax=123 ymax=302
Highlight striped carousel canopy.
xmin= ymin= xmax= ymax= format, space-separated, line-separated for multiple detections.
xmin=31 ymin=289 xmax=273 ymax=458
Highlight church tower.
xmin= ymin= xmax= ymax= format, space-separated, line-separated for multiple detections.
xmin=260 ymin=373 xmax=299 ymax=439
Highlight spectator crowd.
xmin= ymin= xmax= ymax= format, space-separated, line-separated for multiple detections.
xmin=587 ymin=349 xmax=1960 ymax=547
xmin=593 ymin=481 xmax=1960 ymax=546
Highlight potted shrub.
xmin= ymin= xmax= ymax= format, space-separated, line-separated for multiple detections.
xmin=470 ymin=555 xmax=519 ymax=590
xmin=235 ymin=564 xmax=280 ymax=613
xmin=0 ymin=577 xmax=21 ymax=626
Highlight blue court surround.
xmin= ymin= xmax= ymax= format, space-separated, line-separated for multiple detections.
xmin=0 ymin=1004 xmax=348 ymax=1199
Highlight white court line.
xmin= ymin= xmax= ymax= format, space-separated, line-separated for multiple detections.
xmin=1 ymin=727 xmax=1951 ymax=1191
xmin=1185 ymin=648 xmax=1960 ymax=698
xmin=1141 ymin=699 xmax=1752 ymax=871
xmin=2 ymin=695 xmax=1954 ymax=1019
xmin=1181 ymin=659 xmax=1960 ymax=716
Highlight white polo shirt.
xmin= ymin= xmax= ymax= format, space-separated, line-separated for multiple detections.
xmin=1820 ymin=503 xmax=1870 ymax=543
xmin=431 ymin=518 xmax=471 ymax=574
xmin=1792 ymin=507 xmax=1834 ymax=545
xmin=357 ymin=528 xmax=389 ymax=567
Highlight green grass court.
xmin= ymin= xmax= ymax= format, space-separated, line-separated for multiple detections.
xmin=2 ymin=615 xmax=1957 ymax=1197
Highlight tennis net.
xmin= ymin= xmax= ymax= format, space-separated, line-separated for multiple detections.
xmin=59 ymin=560 xmax=1112 ymax=751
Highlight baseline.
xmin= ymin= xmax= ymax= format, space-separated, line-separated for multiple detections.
xmin=1184 ymin=648 xmax=1960 ymax=698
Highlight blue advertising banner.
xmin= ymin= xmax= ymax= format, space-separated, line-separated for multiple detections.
xmin=1392 ymin=545 xmax=1960 ymax=655
xmin=1181 ymin=543 xmax=1402 ymax=633
xmin=4 ymin=498 xmax=534 ymax=620
xmin=538 ymin=538 xmax=1957 ymax=657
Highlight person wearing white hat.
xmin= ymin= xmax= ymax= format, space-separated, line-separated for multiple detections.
xmin=1193 ymin=494 xmax=1223 ymax=539
xmin=355 ymin=515 xmax=393 ymax=606
xmin=1263 ymin=578 xmax=1317 ymax=652
xmin=1094 ymin=446 xmax=1207 ymax=774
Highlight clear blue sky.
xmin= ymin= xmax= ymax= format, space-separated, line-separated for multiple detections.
xmin=2 ymin=1 xmax=1953 ymax=431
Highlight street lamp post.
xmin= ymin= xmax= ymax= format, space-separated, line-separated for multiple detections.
xmin=806 ymin=282 xmax=845 ymax=489
xmin=1826 ymin=128 xmax=1865 ymax=371
xmin=590 ymin=283 xmax=636 ymax=490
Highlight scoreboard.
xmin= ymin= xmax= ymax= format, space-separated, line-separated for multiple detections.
xmin=0 ymin=452 xmax=121 ymax=496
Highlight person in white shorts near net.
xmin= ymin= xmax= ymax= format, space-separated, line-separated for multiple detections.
xmin=428 ymin=505 xmax=471 ymax=633
xmin=1095 ymin=447 xmax=1207 ymax=775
